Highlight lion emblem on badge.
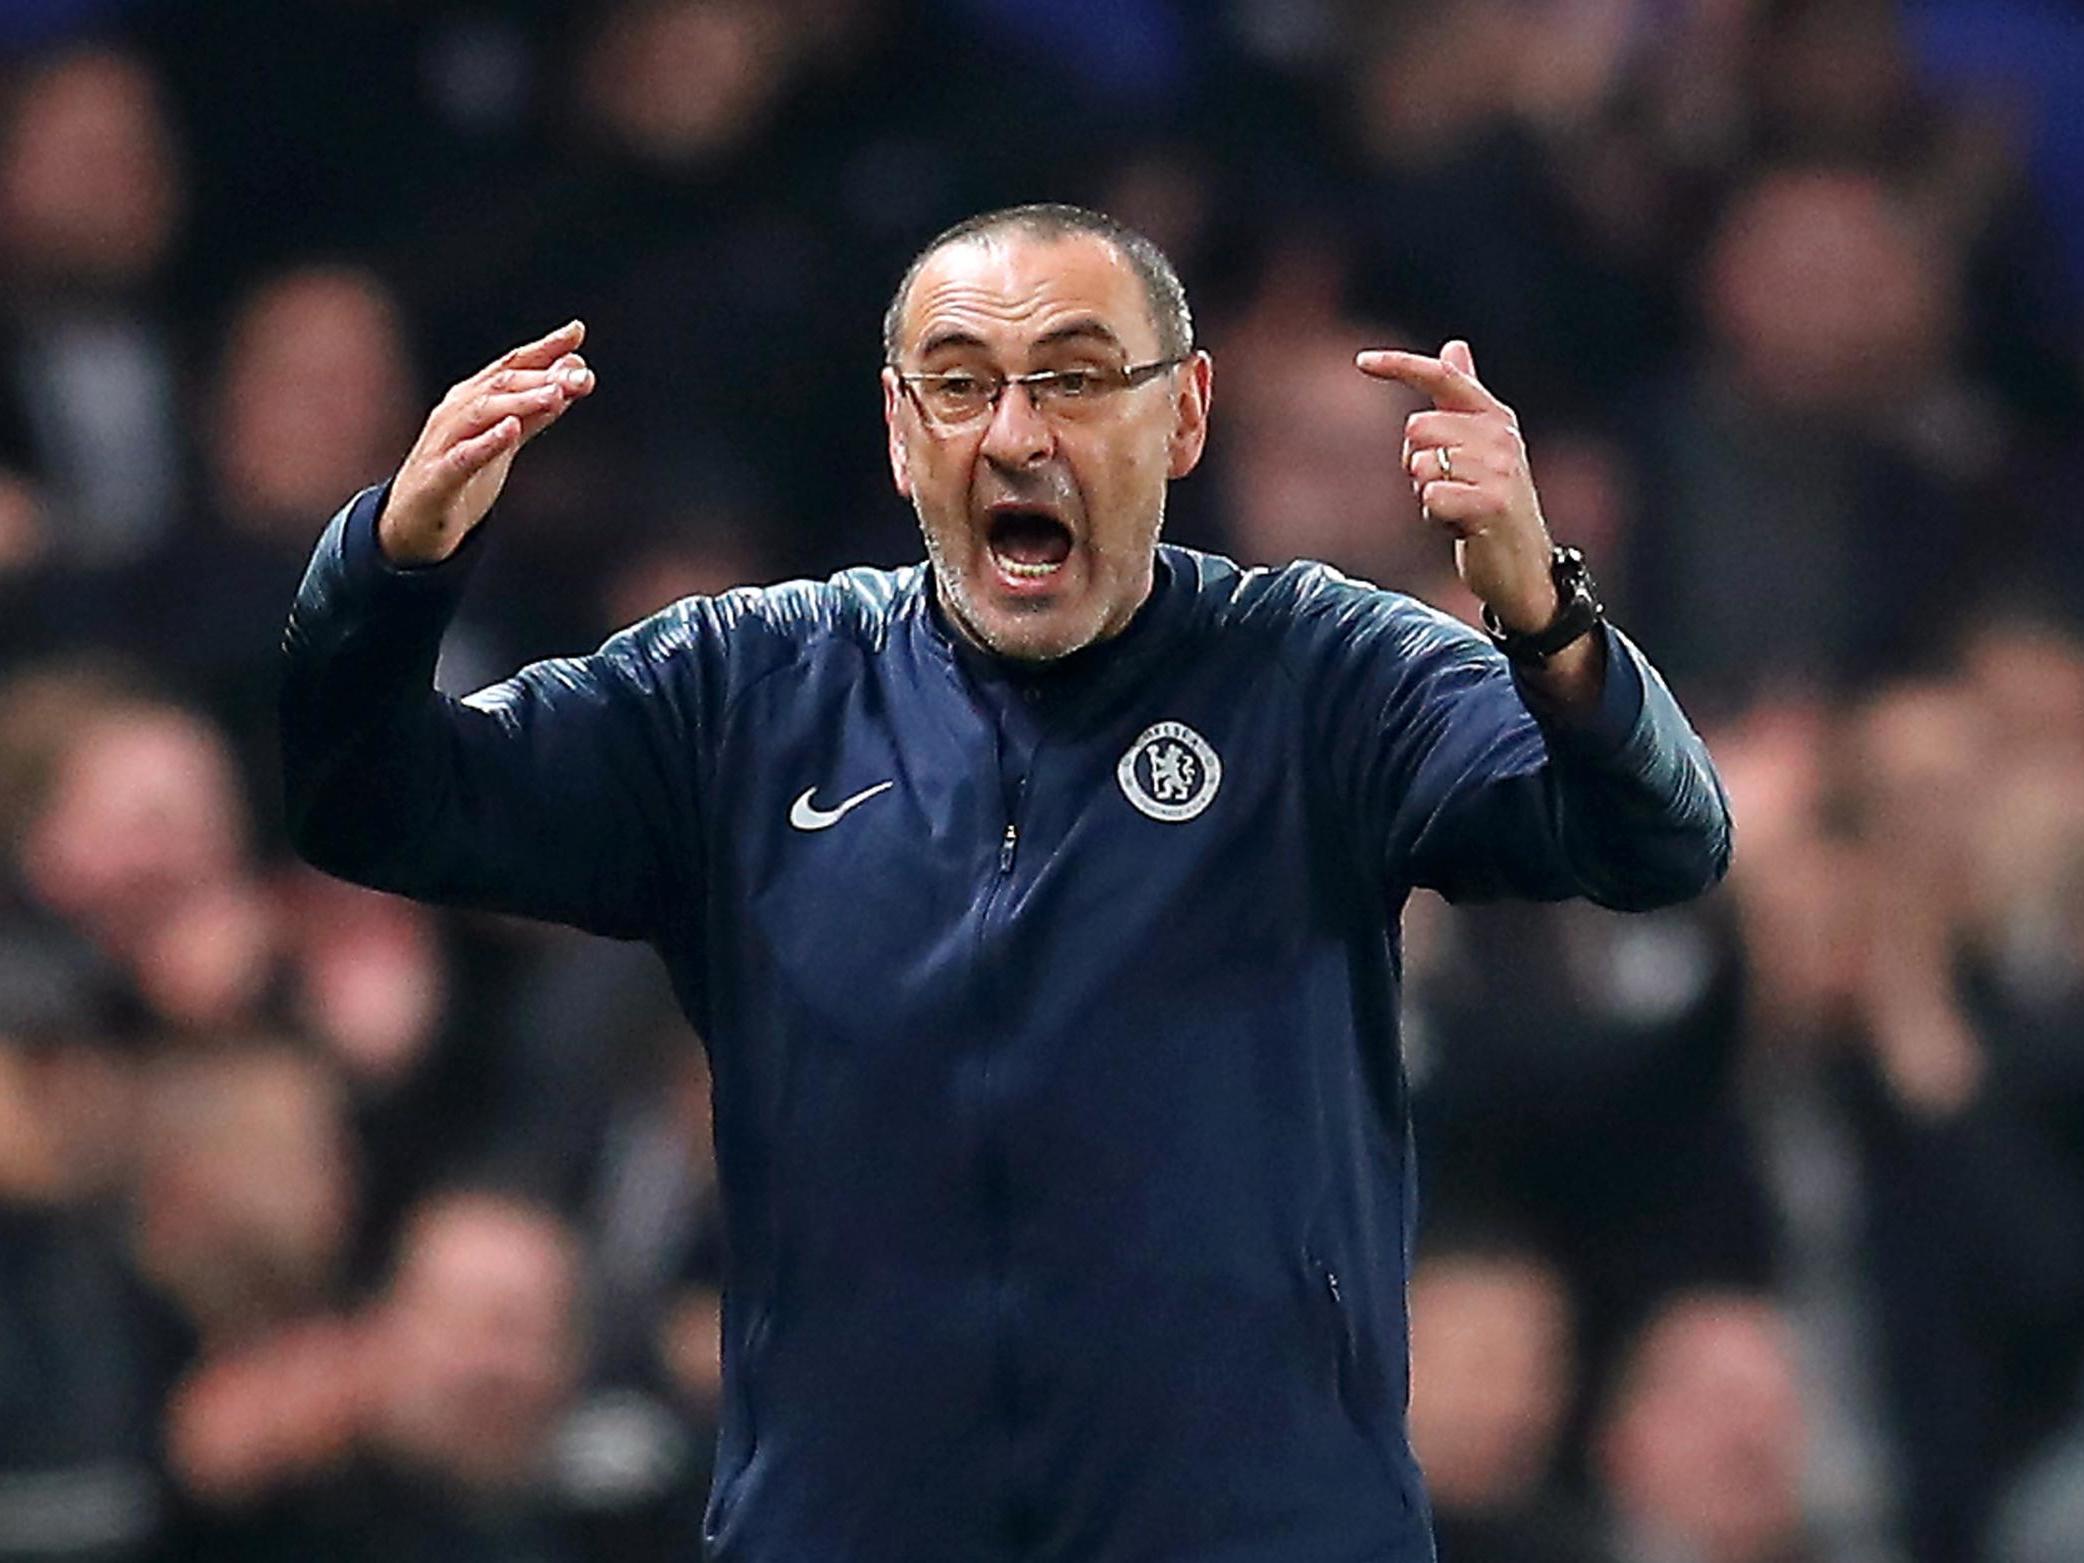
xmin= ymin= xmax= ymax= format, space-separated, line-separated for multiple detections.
xmin=1117 ymin=721 xmax=1221 ymax=822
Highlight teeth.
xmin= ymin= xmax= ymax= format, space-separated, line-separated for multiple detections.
xmin=996 ymin=555 xmax=1063 ymax=579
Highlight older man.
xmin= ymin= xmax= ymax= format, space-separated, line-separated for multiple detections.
xmin=282 ymin=204 xmax=1729 ymax=1563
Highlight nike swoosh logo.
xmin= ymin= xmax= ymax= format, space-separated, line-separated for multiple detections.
xmin=789 ymin=780 xmax=895 ymax=831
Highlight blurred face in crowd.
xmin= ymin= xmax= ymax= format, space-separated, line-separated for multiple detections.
xmin=884 ymin=230 xmax=1211 ymax=662
xmin=1705 ymin=169 xmax=1953 ymax=416
xmin=136 ymin=1048 xmax=355 ymax=1341
xmin=1350 ymin=0 xmax=1517 ymax=166
xmin=0 ymin=48 xmax=181 ymax=287
xmin=581 ymin=0 xmax=791 ymax=166
xmin=1223 ymin=327 xmax=1432 ymax=590
xmin=1408 ymin=1252 xmax=1573 ymax=1510
xmin=212 ymin=267 xmax=417 ymax=532
xmin=370 ymin=1195 xmax=582 ymax=1493
xmin=21 ymin=705 xmax=250 ymax=958
xmin=1599 ymin=1294 xmax=1807 ymax=1563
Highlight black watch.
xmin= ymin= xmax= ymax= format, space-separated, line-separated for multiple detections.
xmin=1481 ymin=545 xmax=1604 ymax=666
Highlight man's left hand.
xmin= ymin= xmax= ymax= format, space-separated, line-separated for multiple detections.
xmin=1355 ymin=339 xmax=1557 ymax=634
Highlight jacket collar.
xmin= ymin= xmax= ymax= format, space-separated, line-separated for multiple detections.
xmin=913 ymin=549 xmax=1194 ymax=719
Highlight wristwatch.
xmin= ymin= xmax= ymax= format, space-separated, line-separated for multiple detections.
xmin=1481 ymin=545 xmax=1604 ymax=666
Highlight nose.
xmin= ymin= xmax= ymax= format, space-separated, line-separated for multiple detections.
xmin=977 ymin=380 xmax=1054 ymax=469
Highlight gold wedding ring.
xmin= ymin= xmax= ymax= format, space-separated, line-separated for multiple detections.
xmin=1438 ymin=446 xmax=1455 ymax=482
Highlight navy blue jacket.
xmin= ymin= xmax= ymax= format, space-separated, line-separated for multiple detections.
xmin=282 ymin=485 xmax=1731 ymax=1563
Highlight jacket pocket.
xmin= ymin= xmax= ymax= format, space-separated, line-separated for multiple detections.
xmin=1305 ymin=1255 xmax=1388 ymax=1436
xmin=1305 ymin=1253 xmax=1414 ymax=1514
xmin=705 ymin=1297 xmax=776 ymax=1540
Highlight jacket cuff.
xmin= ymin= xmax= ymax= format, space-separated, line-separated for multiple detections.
xmin=340 ymin=479 xmax=489 ymax=596
xmin=1515 ymin=621 xmax=1646 ymax=758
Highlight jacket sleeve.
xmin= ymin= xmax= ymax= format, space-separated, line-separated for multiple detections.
xmin=1336 ymin=593 xmax=1731 ymax=910
xmin=279 ymin=485 xmax=703 ymax=941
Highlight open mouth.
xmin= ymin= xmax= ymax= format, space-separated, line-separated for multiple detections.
xmin=986 ymin=508 xmax=1074 ymax=580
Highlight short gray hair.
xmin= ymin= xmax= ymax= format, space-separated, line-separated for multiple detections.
xmin=881 ymin=203 xmax=1194 ymax=364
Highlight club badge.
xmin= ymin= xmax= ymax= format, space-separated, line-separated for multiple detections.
xmin=1117 ymin=720 xmax=1221 ymax=823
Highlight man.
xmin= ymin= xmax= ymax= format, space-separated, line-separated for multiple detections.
xmin=281 ymin=204 xmax=1730 ymax=1562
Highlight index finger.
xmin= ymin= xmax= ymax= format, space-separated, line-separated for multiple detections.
xmin=1354 ymin=348 xmax=1500 ymax=413
xmin=495 ymin=319 xmax=587 ymax=374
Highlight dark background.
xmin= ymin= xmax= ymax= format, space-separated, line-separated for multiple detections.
xmin=1 ymin=2 xmax=2081 ymax=1560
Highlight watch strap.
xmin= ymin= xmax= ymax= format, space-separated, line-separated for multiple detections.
xmin=1481 ymin=545 xmax=1604 ymax=666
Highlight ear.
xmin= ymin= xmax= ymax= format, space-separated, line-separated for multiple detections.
xmin=881 ymin=367 xmax=913 ymax=498
xmin=1166 ymin=351 xmax=1214 ymax=480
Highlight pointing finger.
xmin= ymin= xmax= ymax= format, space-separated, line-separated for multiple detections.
xmin=1355 ymin=347 xmax=1500 ymax=414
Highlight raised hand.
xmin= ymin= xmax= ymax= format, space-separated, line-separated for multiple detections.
xmin=1354 ymin=339 xmax=1557 ymax=635
xmin=379 ymin=320 xmax=596 ymax=566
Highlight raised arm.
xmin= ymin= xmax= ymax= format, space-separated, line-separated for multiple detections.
xmin=1333 ymin=339 xmax=1730 ymax=909
xmin=280 ymin=326 xmax=702 ymax=941
xmin=1353 ymin=602 xmax=1731 ymax=909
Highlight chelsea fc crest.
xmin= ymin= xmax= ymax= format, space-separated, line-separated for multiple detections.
xmin=1117 ymin=721 xmax=1221 ymax=822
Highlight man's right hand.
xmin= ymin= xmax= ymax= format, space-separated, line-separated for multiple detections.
xmin=378 ymin=320 xmax=596 ymax=566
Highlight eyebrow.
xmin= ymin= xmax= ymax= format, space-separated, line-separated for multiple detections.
xmin=914 ymin=317 xmax=1127 ymax=359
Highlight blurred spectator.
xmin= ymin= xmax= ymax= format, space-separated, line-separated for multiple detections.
xmin=136 ymin=1044 xmax=353 ymax=1355
xmin=1217 ymin=305 xmax=1453 ymax=603
xmin=366 ymin=1191 xmax=584 ymax=1499
xmin=1835 ymin=673 xmax=2084 ymax=1563
xmin=0 ymin=45 xmax=187 ymax=567
xmin=0 ymin=922 xmax=168 ymax=1563
xmin=184 ymin=1188 xmax=588 ymax=1561
xmin=1406 ymin=879 xmax=1772 ymax=1399
xmin=1335 ymin=0 xmax=1668 ymax=421
xmin=1408 ymin=1239 xmax=1602 ymax=1563
xmin=120 ymin=264 xmax=476 ymax=754
xmin=2 ymin=669 xmax=275 ymax=1032
xmin=1596 ymin=1292 xmax=1815 ymax=1563
xmin=1630 ymin=166 xmax=1977 ymax=699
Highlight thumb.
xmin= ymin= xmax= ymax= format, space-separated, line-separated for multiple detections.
xmin=1442 ymin=339 xmax=1477 ymax=379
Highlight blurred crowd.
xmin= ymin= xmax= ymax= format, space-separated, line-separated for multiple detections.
xmin=0 ymin=1 xmax=2079 ymax=1560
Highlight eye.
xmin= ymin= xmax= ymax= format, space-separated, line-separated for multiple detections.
xmin=1050 ymin=369 xmax=1097 ymax=398
xmin=922 ymin=373 xmax=991 ymax=414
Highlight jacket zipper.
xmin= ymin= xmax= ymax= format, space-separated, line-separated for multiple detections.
xmin=977 ymin=753 xmax=1027 ymax=1532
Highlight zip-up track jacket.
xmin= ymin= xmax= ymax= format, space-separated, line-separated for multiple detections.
xmin=282 ymin=486 xmax=1732 ymax=1563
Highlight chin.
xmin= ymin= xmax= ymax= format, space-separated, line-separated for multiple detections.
xmin=924 ymin=524 xmax=1118 ymax=663
xmin=969 ymin=605 xmax=1095 ymax=663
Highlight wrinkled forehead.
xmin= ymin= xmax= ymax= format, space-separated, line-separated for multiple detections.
xmin=896 ymin=231 xmax=1159 ymax=365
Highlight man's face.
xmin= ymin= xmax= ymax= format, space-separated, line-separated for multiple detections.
xmin=883 ymin=232 xmax=1211 ymax=662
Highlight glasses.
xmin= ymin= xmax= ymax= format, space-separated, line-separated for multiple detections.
xmin=894 ymin=356 xmax=1187 ymax=432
